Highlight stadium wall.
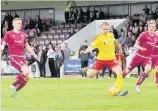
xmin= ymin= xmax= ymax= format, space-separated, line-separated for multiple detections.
xmin=61 ymin=19 xmax=127 ymax=52
xmin=1 ymin=1 xmax=158 ymax=23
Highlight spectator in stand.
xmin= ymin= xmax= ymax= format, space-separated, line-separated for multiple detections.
xmin=2 ymin=21 xmax=8 ymax=36
xmin=129 ymin=25 xmax=133 ymax=31
xmin=35 ymin=15 xmax=42 ymax=36
xmin=4 ymin=12 xmax=13 ymax=31
xmin=76 ymin=7 xmax=84 ymax=23
xmin=155 ymin=7 xmax=158 ymax=19
xmin=47 ymin=44 xmax=55 ymax=78
xmin=96 ymin=7 xmax=104 ymax=20
xmin=139 ymin=20 xmax=144 ymax=26
xmin=12 ymin=12 xmax=19 ymax=19
xmin=132 ymin=22 xmax=139 ymax=35
xmin=138 ymin=25 xmax=144 ymax=35
xmin=89 ymin=11 xmax=96 ymax=23
xmin=38 ymin=44 xmax=47 ymax=77
xmin=33 ymin=42 xmax=39 ymax=55
xmin=79 ymin=40 xmax=90 ymax=77
xmin=140 ymin=11 xmax=147 ymax=23
xmin=126 ymin=31 xmax=133 ymax=47
xmin=83 ymin=7 xmax=90 ymax=23
xmin=118 ymin=31 xmax=127 ymax=46
xmin=127 ymin=16 xmax=133 ymax=26
xmin=69 ymin=28 xmax=75 ymax=38
xmin=54 ymin=46 xmax=62 ymax=78
xmin=25 ymin=17 xmax=35 ymax=35
xmin=144 ymin=25 xmax=148 ymax=31
xmin=148 ymin=9 xmax=155 ymax=20
xmin=143 ymin=5 xmax=150 ymax=15
xmin=131 ymin=35 xmax=136 ymax=46
xmin=63 ymin=43 xmax=71 ymax=61
xmin=111 ymin=25 xmax=118 ymax=39
xmin=68 ymin=8 xmax=77 ymax=24
xmin=90 ymin=6 xmax=97 ymax=19
xmin=132 ymin=14 xmax=139 ymax=25
xmin=156 ymin=18 xmax=158 ymax=29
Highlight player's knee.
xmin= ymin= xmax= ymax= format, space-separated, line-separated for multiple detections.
xmin=21 ymin=65 xmax=29 ymax=75
xmin=145 ymin=65 xmax=152 ymax=73
xmin=155 ymin=66 xmax=158 ymax=72
xmin=87 ymin=69 xmax=97 ymax=78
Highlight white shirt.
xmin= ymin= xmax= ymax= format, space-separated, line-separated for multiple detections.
xmin=47 ymin=49 xmax=55 ymax=58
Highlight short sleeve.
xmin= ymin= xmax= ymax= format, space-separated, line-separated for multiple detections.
xmin=24 ymin=33 xmax=28 ymax=44
xmin=4 ymin=32 xmax=9 ymax=43
xmin=136 ymin=32 xmax=145 ymax=43
xmin=90 ymin=35 xmax=100 ymax=48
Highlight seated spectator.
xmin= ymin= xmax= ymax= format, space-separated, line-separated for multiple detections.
xmin=140 ymin=11 xmax=147 ymax=23
xmin=144 ymin=25 xmax=148 ymax=31
xmin=148 ymin=9 xmax=155 ymax=20
xmin=132 ymin=14 xmax=139 ymax=25
xmin=129 ymin=25 xmax=133 ymax=31
xmin=139 ymin=20 xmax=144 ymax=26
xmin=143 ymin=5 xmax=150 ymax=15
xmin=131 ymin=35 xmax=136 ymax=46
xmin=126 ymin=31 xmax=133 ymax=47
xmin=69 ymin=28 xmax=75 ymax=38
xmin=118 ymin=31 xmax=128 ymax=46
xmin=156 ymin=18 xmax=158 ymax=29
xmin=25 ymin=17 xmax=36 ymax=35
xmin=127 ymin=16 xmax=133 ymax=26
xmin=68 ymin=8 xmax=77 ymax=24
xmin=132 ymin=22 xmax=139 ymax=35
xmin=138 ymin=25 xmax=144 ymax=35
xmin=76 ymin=7 xmax=84 ymax=23
xmin=12 ymin=12 xmax=19 ymax=19
xmin=2 ymin=21 xmax=8 ymax=36
xmin=89 ymin=11 xmax=96 ymax=23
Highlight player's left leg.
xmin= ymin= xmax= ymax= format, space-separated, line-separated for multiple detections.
xmin=155 ymin=66 xmax=158 ymax=87
xmin=110 ymin=61 xmax=128 ymax=96
xmin=135 ymin=63 xmax=152 ymax=93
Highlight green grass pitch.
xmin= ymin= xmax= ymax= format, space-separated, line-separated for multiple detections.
xmin=2 ymin=77 xmax=158 ymax=110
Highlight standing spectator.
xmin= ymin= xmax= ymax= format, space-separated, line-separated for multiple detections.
xmin=118 ymin=31 xmax=127 ymax=46
xmin=58 ymin=46 xmax=65 ymax=64
xmin=127 ymin=16 xmax=133 ymax=26
xmin=47 ymin=44 xmax=55 ymax=78
xmin=2 ymin=21 xmax=8 ymax=36
xmin=89 ymin=11 xmax=96 ymax=23
xmin=38 ymin=44 xmax=47 ymax=77
xmin=76 ymin=7 xmax=84 ymax=23
xmin=140 ymin=11 xmax=147 ymax=23
xmin=4 ymin=12 xmax=13 ymax=31
xmin=63 ymin=43 xmax=71 ymax=60
xmin=27 ymin=17 xmax=35 ymax=29
xmin=155 ymin=7 xmax=158 ymax=19
xmin=111 ymin=25 xmax=118 ymax=39
xmin=78 ymin=40 xmax=90 ymax=77
xmin=54 ymin=46 xmax=62 ymax=78
xmin=35 ymin=15 xmax=42 ymax=36
xmin=96 ymin=7 xmax=104 ymax=20
xmin=90 ymin=6 xmax=97 ymax=19
xmin=12 ymin=12 xmax=19 ymax=19
xmin=143 ymin=5 xmax=150 ymax=15
xmin=69 ymin=28 xmax=75 ymax=37
xmin=68 ymin=8 xmax=77 ymax=24
xmin=148 ymin=9 xmax=155 ymax=20
xmin=33 ymin=42 xmax=39 ymax=55
xmin=83 ymin=7 xmax=90 ymax=23
xmin=132 ymin=22 xmax=139 ymax=35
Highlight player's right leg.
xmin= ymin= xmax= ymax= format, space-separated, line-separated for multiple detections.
xmin=155 ymin=66 xmax=158 ymax=87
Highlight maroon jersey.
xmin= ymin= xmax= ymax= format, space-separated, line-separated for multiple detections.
xmin=152 ymin=36 xmax=158 ymax=59
xmin=136 ymin=31 xmax=156 ymax=58
xmin=4 ymin=31 xmax=27 ymax=56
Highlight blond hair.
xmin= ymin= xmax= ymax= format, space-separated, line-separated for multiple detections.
xmin=101 ymin=22 xmax=109 ymax=27
xmin=147 ymin=20 xmax=156 ymax=25
xmin=13 ymin=18 xmax=22 ymax=24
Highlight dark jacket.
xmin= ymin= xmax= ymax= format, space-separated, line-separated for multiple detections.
xmin=39 ymin=50 xmax=47 ymax=64
xmin=78 ymin=45 xmax=90 ymax=61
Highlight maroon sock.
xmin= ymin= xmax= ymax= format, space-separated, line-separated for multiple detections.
xmin=12 ymin=73 xmax=24 ymax=87
xmin=155 ymin=72 xmax=158 ymax=84
xmin=16 ymin=80 xmax=27 ymax=91
xmin=136 ymin=73 xmax=147 ymax=85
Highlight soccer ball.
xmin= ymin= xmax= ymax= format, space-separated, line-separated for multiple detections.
xmin=107 ymin=87 xmax=118 ymax=96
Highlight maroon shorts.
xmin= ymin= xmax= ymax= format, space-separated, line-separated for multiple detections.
xmin=152 ymin=58 xmax=158 ymax=67
xmin=10 ymin=56 xmax=26 ymax=72
xmin=92 ymin=60 xmax=119 ymax=70
xmin=128 ymin=55 xmax=152 ymax=70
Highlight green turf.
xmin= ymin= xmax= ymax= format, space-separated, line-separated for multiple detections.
xmin=2 ymin=77 xmax=158 ymax=110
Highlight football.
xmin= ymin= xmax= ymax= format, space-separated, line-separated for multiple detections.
xmin=107 ymin=87 xmax=118 ymax=96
